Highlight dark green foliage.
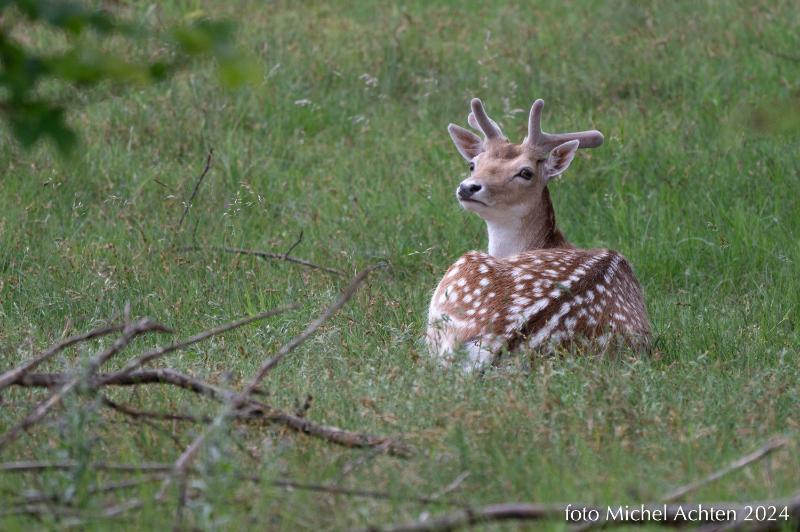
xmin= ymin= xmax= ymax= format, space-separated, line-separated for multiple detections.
xmin=0 ymin=0 xmax=258 ymax=154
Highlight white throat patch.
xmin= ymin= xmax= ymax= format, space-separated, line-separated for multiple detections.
xmin=486 ymin=218 xmax=527 ymax=258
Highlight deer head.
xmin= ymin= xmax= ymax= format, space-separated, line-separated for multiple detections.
xmin=448 ymin=98 xmax=603 ymax=257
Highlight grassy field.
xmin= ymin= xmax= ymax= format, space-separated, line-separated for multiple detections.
xmin=1 ymin=0 xmax=799 ymax=529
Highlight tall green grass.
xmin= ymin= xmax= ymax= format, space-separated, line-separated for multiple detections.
xmin=1 ymin=1 xmax=798 ymax=529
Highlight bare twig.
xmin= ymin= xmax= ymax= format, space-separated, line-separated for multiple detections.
xmin=100 ymin=395 xmax=208 ymax=423
xmin=112 ymin=304 xmax=299 ymax=377
xmin=756 ymin=42 xmax=800 ymax=63
xmin=153 ymin=178 xmax=172 ymax=190
xmin=663 ymin=436 xmax=790 ymax=503
xmin=0 ymin=379 xmax=81 ymax=450
xmin=14 ymin=369 xmax=411 ymax=455
xmin=701 ymin=493 xmax=800 ymax=531
xmin=12 ymin=474 xmax=166 ymax=506
xmin=366 ymin=496 xmax=800 ymax=532
xmin=0 ymin=461 xmax=174 ymax=474
xmin=109 ymin=400 xmax=188 ymax=450
xmin=177 ymin=149 xmax=213 ymax=230
xmin=430 ymin=471 xmax=470 ymax=500
xmin=49 ymin=471 xmax=468 ymax=524
xmin=267 ymin=478 xmax=464 ymax=507
xmin=571 ymin=436 xmax=793 ymax=532
xmin=284 ymin=229 xmax=304 ymax=259
xmin=0 ymin=318 xmax=167 ymax=449
xmin=85 ymin=317 xmax=171 ymax=376
xmin=365 ymin=503 xmax=579 ymax=532
xmin=1 ymin=462 xmax=450 ymax=510
xmin=13 ymin=369 xmax=412 ymax=456
xmin=337 ymin=439 xmax=393 ymax=480
xmin=0 ymin=323 xmax=122 ymax=392
xmin=242 ymin=264 xmax=383 ymax=396
xmin=0 ymin=503 xmax=81 ymax=519
xmin=5 ymin=270 xmax=416 ymax=525
xmin=262 ymin=407 xmax=412 ymax=458
xmin=159 ymin=431 xmax=206 ymax=501
xmin=19 ymin=369 xmax=237 ymax=403
xmin=158 ymin=265 xmax=383 ymax=502
xmin=179 ymin=245 xmax=344 ymax=276
xmin=3 ymin=492 xmax=166 ymax=524
xmin=102 ymin=498 xmax=148 ymax=518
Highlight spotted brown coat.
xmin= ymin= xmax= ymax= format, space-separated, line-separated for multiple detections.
xmin=427 ymin=97 xmax=651 ymax=370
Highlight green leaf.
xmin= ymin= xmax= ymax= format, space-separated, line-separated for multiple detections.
xmin=6 ymin=100 xmax=77 ymax=154
xmin=0 ymin=2 xmax=254 ymax=156
xmin=172 ymin=19 xmax=235 ymax=56
xmin=0 ymin=35 xmax=48 ymax=96
xmin=217 ymin=56 xmax=261 ymax=88
xmin=46 ymin=48 xmax=155 ymax=86
xmin=12 ymin=0 xmax=116 ymax=35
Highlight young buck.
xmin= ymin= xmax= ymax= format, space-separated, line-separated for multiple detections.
xmin=427 ymin=98 xmax=651 ymax=370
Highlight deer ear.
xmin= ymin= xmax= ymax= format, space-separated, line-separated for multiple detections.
xmin=544 ymin=140 xmax=580 ymax=181
xmin=448 ymin=124 xmax=483 ymax=161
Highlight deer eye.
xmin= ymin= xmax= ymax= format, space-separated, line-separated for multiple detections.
xmin=515 ymin=167 xmax=534 ymax=180
xmin=468 ymin=162 xmax=475 ymax=172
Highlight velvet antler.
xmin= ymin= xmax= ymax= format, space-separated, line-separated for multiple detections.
xmin=467 ymin=98 xmax=505 ymax=141
xmin=525 ymin=99 xmax=603 ymax=158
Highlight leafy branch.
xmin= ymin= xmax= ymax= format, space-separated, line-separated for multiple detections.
xmin=0 ymin=0 xmax=259 ymax=154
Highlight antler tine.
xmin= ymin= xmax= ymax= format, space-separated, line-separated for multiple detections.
xmin=525 ymin=99 xmax=604 ymax=157
xmin=470 ymin=98 xmax=503 ymax=140
xmin=527 ymin=99 xmax=545 ymax=145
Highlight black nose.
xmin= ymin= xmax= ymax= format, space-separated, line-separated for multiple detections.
xmin=458 ymin=183 xmax=482 ymax=198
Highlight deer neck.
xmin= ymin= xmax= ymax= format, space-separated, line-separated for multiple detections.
xmin=486 ymin=187 xmax=571 ymax=258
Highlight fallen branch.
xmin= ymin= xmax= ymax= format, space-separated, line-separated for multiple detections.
xmin=85 ymin=317 xmax=170 ymax=377
xmin=1 ymin=267 xmax=421 ymax=526
xmin=337 ymin=439 xmax=393 ymax=480
xmin=0 ymin=317 xmax=167 ymax=450
xmin=179 ymin=245 xmax=344 ymax=276
xmin=365 ymin=503 xmax=576 ymax=532
xmin=702 ymin=493 xmax=800 ymax=532
xmin=0 ymin=323 xmax=122 ymax=392
xmin=100 ymin=395 xmax=208 ymax=423
xmin=0 ymin=503 xmax=81 ymax=519
xmin=756 ymin=42 xmax=800 ymax=63
xmin=0 ymin=461 xmax=174 ymax=473
xmin=571 ymin=436 xmax=794 ymax=532
xmin=15 ymin=369 xmax=412 ymax=456
xmin=12 ymin=474 xmax=166 ymax=506
xmin=20 ymin=369 xmax=235 ymax=402
xmin=105 ymin=404 xmax=187 ymax=449
xmin=102 ymin=498 xmax=150 ymax=518
xmin=365 ymin=496 xmax=800 ymax=532
xmin=242 ymin=264 xmax=383 ymax=395
xmin=430 ymin=471 xmax=470 ymax=501
xmin=663 ymin=436 xmax=790 ymax=503
xmin=158 ymin=264 xmax=384 ymax=502
xmin=0 ymin=379 xmax=82 ymax=449
xmin=262 ymin=406 xmax=412 ymax=458
xmin=112 ymin=304 xmax=299 ymax=377
xmin=0 ymin=461 xmax=451 ymax=507
xmin=268 ymin=478 xmax=463 ymax=507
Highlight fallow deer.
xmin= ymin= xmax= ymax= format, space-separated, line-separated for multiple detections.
xmin=427 ymin=98 xmax=651 ymax=370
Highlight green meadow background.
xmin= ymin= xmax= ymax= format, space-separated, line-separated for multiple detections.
xmin=1 ymin=0 xmax=798 ymax=529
